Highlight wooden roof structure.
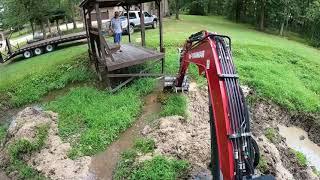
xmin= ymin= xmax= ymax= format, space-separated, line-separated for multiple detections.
xmin=80 ymin=0 xmax=159 ymax=8
xmin=80 ymin=0 xmax=165 ymax=92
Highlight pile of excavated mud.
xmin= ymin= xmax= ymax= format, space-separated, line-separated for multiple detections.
xmin=144 ymin=85 xmax=212 ymax=179
xmin=0 ymin=107 xmax=91 ymax=180
xmin=144 ymin=84 xmax=320 ymax=180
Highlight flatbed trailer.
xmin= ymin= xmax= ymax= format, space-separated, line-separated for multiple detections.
xmin=0 ymin=31 xmax=87 ymax=63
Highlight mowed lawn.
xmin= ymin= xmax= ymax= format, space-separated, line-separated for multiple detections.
xmin=139 ymin=15 xmax=320 ymax=112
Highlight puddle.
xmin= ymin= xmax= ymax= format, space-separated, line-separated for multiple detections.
xmin=278 ymin=125 xmax=320 ymax=170
xmin=88 ymin=90 xmax=162 ymax=180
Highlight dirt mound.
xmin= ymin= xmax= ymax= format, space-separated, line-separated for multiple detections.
xmin=146 ymin=85 xmax=212 ymax=178
xmin=146 ymin=84 xmax=319 ymax=180
xmin=1 ymin=107 xmax=92 ymax=180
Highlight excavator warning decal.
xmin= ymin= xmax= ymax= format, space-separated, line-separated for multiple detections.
xmin=190 ymin=50 xmax=205 ymax=59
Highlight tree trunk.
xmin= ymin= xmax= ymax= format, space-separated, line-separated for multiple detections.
xmin=71 ymin=4 xmax=77 ymax=29
xmin=259 ymin=0 xmax=265 ymax=31
xmin=47 ymin=19 xmax=52 ymax=37
xmin=30 ymin=20 xmax=35 ymax=37
xmin=175 ymin=0 xmax=179 ymax=20
xmin=41 ymin=21 xmax=47 ymax=39
xmin=235 ymin=0 xmax=242 ymax=23
xmin=280 ymin=21 xmax=285 ymax=36
xmin=56 ymin=19 xmax=61 ymax=35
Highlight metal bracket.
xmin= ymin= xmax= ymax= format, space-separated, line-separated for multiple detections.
xmin=228 ymin=132 xmax=252 ymax=139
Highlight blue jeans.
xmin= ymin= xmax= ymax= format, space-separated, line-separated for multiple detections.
xmin=114 ymin=33 xmax=122 ymax=44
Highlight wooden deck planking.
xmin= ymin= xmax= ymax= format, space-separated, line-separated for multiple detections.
xmin=105 ymin=44 xmax=164 ymax=71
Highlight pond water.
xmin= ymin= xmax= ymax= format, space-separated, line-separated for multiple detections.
xmin=278 ymin=125 xmax=320 ymax=171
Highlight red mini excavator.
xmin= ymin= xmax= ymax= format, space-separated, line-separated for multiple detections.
xmin=165 ymin=31 xmax=274 ymax=180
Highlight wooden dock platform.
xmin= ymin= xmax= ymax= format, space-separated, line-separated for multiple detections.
xmin=106 ymin=44 xmax=164 ymax=71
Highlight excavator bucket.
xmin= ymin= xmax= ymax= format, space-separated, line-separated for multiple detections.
xmin=163 ymin=76 xmax=189 ymax=92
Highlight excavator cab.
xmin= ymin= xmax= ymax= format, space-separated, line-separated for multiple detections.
xmin=164 ymin=31 xmax=275 ymax=180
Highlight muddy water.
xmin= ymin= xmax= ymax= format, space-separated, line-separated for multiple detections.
xmin=88 ymin=91 xmax=162 ymax=180
xmin=278 ymin=125 xmax=320 ymax=170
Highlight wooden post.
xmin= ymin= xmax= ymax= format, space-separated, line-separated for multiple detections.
xmin=95 ymin=3 xmax=112 ymax=90
xmin=139 ymin=3 xmax=146 ymax=47
xmin=95 ymin=3 xmax=108 ymax=60
xmin=126 ymin=5 xmax=131 ymax=43
xmin=83 ymin=8 xmax=91 ymax=51
xmin=157 ymin=0 xmax=164 ymax=73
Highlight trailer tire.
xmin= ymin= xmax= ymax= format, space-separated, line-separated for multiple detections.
xmin=45 ymin=44 xmax=54 ymax=52
xmin=34 ymin=48 xmax=43 ymax=56
xmin=23 ymin=51 xmax=32 ymax=59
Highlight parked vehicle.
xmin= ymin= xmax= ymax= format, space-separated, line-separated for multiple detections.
xmin=120 ymin=11 xmax=158 ymax=34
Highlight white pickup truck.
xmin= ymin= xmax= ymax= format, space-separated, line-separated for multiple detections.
xmin=120 ymin=11 xmax=158 ymax=34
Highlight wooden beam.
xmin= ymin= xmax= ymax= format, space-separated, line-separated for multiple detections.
xmin=110 ymin=59 xmax=161 ymax=92
xmin=126 ymin=5 xmax=131 ymax=43
xmin=157 ymin=0 xmax=164 ymax=52
xmin=139 ymin=3 xmax=146 ymax=47
xmin=108 ymin=73 xmax=164 ymax=78
xmin=82 ymin=8 xmax=91 ymax=56
xmin=157 ymin=0 xmax=165 ymax=74
xmin=95 ymin=2 xmax=111 ymax=90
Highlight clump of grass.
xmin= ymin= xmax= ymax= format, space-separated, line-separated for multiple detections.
xmin=129 ymin=156 xmax=189 ymax=180
xmin=46 ymin=78 xmax=155 ymax=158
xmin=134 ymin=138 xmax=155 ymax=154
xmin=312 ymin=167 xmax=320 ymax=177
xmin=264 ymin=128 xmax=280 ymax=144
xmin=291 ymin=150 xmax=308 ymax=167
xmin=257 ymin=155 xmax=268 ymax=173
xmin=6 ymin=125 xmax=49 ymax=180
xmin=0 ymin=125 xmax=7 ymax=145
xmin=159 ymin=94 xmax=187 ymax=117
xmin=114 ymin=139 xmax=189 ymax=180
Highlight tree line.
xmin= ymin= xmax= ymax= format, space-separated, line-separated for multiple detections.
xmin=1 ymin=0 xmax=81 ymax=39
xmin=171 ymin=0 xmax=320 ymax=47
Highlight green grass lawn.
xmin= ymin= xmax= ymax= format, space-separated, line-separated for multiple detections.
xmin=0 ymin=44 xmax=92 ymax=108
xmin=131 ymin=15 xmax=320 ymax=112
xmin=45 ymin=79 xmax=155 ymax=157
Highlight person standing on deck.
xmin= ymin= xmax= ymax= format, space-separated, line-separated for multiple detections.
xmin=109 ymin=11 xmax=122 ymax=45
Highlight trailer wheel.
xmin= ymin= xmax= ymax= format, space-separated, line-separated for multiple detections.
xmin=34 ymin=48 xmax=43 ymax=56
xmin=23 ymin=51 xmax=32 ymax=59
xmin=45 ymin=44 xmax=54 ymax=52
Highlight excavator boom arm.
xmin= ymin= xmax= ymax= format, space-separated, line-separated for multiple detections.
xmin=174 ymin=31 xmax=261 ymax=180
